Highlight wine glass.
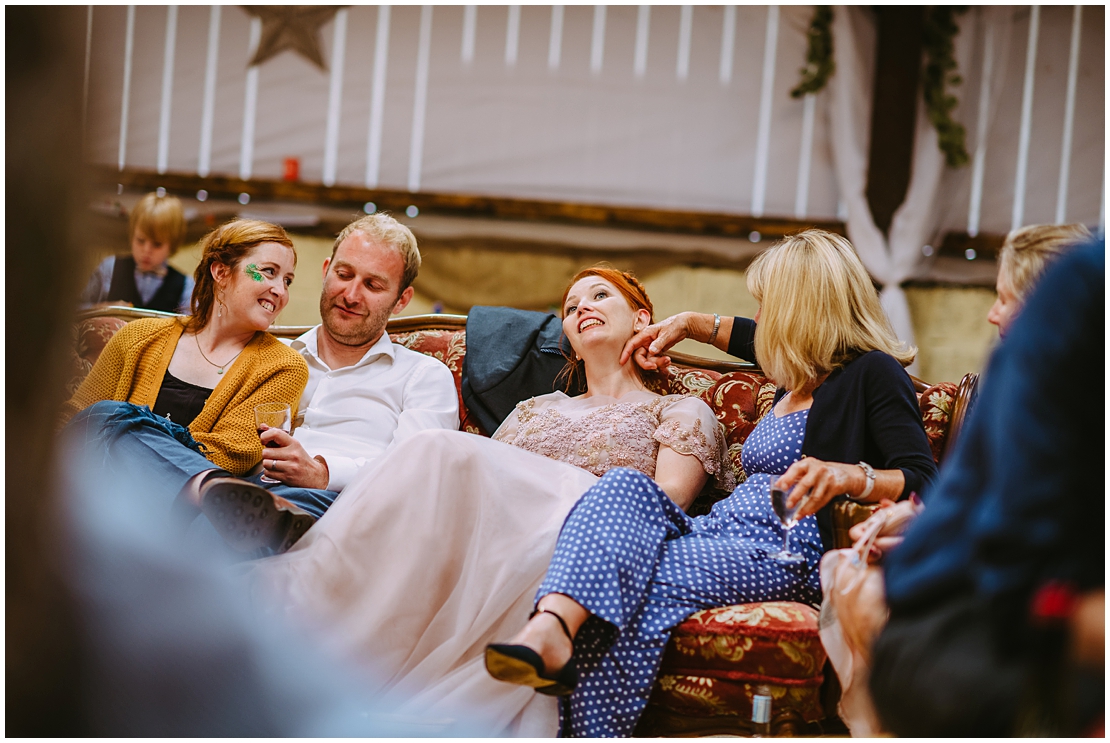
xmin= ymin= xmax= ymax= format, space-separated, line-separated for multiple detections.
xmin=254 ymin=402 xmax=291 ymax=484
xmin=769 ymin=480 xmax=807 ymax=563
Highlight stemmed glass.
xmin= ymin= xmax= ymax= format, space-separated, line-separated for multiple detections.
xmin=254 ymin=402 xmax=291 ymax=484
xmin=770 ymin=481 xmax=807 ymax=563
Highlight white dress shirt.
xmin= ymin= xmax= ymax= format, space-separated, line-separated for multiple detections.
xmin=288 ymin=326 xmax=460 ymax=492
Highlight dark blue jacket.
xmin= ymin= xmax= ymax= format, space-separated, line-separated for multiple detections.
xmin=461 ymin=306 xmax=585 ymax=435
xmin=883 ymin=240 xmax=1105 ymax=631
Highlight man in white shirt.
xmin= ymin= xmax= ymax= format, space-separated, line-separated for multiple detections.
xmin=200 ymin=213 xmax=459 ymax=553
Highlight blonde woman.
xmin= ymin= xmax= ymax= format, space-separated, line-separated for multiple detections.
xmin=988 ymin=223 xmax=1091 ymax=335
xmin=486 ymin=229 xmax=939 ymax=736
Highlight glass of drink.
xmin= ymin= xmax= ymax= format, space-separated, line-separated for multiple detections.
xmin=254 ymin=402 xmax=291 ymax=484
xmin=770 ymin=481 xmax=807 ymax=563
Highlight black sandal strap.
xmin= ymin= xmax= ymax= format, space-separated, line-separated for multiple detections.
xmin=529 ymin=607 xmax=574 ymax=643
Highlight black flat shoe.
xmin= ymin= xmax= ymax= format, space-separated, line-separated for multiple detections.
xmin=200 ymin=478 xmax=316 ymax=554
xmin=485 ymin=608 xmax=578 ymax=697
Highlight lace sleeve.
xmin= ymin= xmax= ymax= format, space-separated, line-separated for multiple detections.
xmin=491 ymin=397 xmax=536 ymax=444
xmin=654 ymin=396 xmax=736 ymax=492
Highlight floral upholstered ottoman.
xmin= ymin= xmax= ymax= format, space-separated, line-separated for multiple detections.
xmin=639 ymin=602 xmax=826 ymax=736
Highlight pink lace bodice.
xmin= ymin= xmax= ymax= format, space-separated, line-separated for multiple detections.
xmin=493 ymin=390 xmax=734 ymax=491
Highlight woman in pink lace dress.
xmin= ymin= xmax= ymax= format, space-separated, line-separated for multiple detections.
xmin=238 ymin=267 xmax=731 ymax=736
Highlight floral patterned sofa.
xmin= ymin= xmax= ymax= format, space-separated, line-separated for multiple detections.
xmin=69 ymin=309 xmax=976 ymax=737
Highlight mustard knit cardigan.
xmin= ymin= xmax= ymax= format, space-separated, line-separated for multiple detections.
xmin=61 ymin=317 xmax=309 ymax=476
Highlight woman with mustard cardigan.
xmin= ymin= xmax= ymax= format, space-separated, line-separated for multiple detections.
xmin=62 ymin=219 xmax=308 ymax=546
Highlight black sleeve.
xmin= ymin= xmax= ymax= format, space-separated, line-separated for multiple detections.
xmin=725 ymin=317 xmax=757 ymax=362
xmin=862 ymin=353 xmax=939 ymax=500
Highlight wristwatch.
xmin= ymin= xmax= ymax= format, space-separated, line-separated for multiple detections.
xmin=856 ymin=461 xmax=876 ymax=500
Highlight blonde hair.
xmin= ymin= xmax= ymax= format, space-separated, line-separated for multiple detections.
xmin=332 ymin=212 xmax=421 ymax=291
xmin=130 ymin=192 xmax=187 ymax=254
xmin=1000 ymin=223 xmax=1090 ymax=302
xmin=747 ymin=229 xmax=915 ymax=391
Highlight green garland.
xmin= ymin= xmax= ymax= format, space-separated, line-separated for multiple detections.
xmin=922 ymin=7 xmax=970 ymax=168
xmin=791 ymin=6 xmax=835 ymax=98
xmin=791 ymin=6 xmax=970 ymax=168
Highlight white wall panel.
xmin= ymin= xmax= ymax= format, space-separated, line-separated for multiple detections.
xmin=87 ymin=6 xmax=121 ymax=167
xmin=170 ymin=5 xmax=211 ymax=175
xmin=207 ymin=8 xmax=253 ymax=180
xmin=937 ymin=5 xmax=1105 ymax=235
xmin=84 ymin=5 xmax=1102 ymax=228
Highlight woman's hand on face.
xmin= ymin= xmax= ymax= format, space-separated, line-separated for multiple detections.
xmin=620 ymin=313 xmax=694 ymax=371
xmin=776 ymin=457 xmax=863 ymax=519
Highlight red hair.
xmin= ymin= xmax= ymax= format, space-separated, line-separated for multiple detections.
xmin=557 ymin=264 xmax=655 ymax=392
xmin=560 ymin=265 xmax=654 ymax=322
xmin=189 ymin=218 xmax=295 ymax=331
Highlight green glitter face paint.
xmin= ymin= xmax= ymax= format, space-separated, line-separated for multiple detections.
xmin=245 ymin=264 xmax=264 ymax=282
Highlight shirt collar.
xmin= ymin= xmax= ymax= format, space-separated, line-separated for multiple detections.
xmin=135 ymin=261 xmax=169 ymax=279
xmin=291 ymin=325 xmax=395 ymax=371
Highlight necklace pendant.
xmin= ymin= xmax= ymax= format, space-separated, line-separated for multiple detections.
xmin=217 ymin=368 xmax=224 ymax=375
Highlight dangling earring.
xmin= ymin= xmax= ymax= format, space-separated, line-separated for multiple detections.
xmin=216 ymin=292 xmax=225 ymax=318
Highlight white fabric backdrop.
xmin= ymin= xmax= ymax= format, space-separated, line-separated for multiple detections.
xmin=827 ymin=6 xmax=973 ymax=363
xmin=85 ymin=5 xmax=843 ymax=220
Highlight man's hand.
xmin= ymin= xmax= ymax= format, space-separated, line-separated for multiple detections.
xmin=259 ymin=426 xmax=330 ymax=489
xmin=620 ymin=313 xmax=696 ymax=371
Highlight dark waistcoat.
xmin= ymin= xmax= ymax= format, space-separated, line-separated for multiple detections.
xmin=108 ymin=255 xmax=187 ymax=313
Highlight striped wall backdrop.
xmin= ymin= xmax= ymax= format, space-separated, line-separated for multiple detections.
xmin=84 ymin=5 xmax=1103 ymax=234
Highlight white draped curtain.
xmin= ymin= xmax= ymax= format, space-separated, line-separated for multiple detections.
xmin=827 ymin=6 xmax=975 ymax=368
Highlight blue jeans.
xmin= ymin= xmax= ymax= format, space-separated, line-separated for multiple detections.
xmin=67 ymin=401 xmax=339 ymax=551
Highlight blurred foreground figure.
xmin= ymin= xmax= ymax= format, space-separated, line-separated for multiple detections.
xmin=871 ymin=239 xmax=1105 ymax=736
xmin=57 ymin=441 xmax=480 ymax=736
xmin=5 ymin=7 xmax=482 ymax=735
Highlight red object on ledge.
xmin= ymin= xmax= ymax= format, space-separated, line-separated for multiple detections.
xmin=283 ymin=157 xmax=300 ymax=182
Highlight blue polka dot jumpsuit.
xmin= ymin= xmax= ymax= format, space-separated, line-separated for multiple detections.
xmin=536 ymin=408 xmax=822 ymax=737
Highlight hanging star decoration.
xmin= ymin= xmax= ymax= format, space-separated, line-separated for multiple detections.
xmin=242 ymin=6 xmax=343 ymax=72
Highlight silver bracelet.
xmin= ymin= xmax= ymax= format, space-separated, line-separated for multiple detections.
xmin=856 ymin=461 xmax=876 ymax=500
xmin=707 ymin=313 xmax=721 ymax=345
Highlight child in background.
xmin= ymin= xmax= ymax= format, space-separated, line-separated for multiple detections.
xmin=81 ymin=192 xmax=194 ymax=313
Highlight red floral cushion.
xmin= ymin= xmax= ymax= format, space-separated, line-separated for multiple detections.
xmin=66 ymin=317 xmax=130 ymax=395
xmin=919 ymin=381 xmax=959 ymax=463
xmin=663 ymin=602 xmax=825 ymax=681
xmin=651 ymin=602 xmax=826 ymax=721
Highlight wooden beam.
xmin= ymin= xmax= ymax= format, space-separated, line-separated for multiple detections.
xmin=937 ymin=231 xmax=1004 ymax=260
xmin=90 ymin=165 xmax=846 ymax=241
